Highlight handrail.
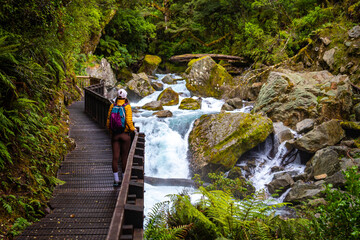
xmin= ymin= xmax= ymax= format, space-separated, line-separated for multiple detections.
xmin=84 ymin=82 xmax=111 ymax=128
xmin=84 ymin=82 xmax=145 ymax=240
xmin=107 ymin=131 xmax=145 ymax=240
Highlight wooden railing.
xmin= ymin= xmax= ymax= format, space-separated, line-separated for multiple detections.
xmin=84 ymin=82 xmax=111 ymax=128
xmin=84 ymin=83 xmax=145 ymax=240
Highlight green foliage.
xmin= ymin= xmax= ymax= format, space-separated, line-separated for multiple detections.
xmin=98 ymin=8 xmax=156 ymax=56
xmin=145 ymin=187 xmax=309 ymax=239
xmin=309 ymin=166 xmax=360 ymax=239
xmin=9 ymin=217 xmax=32 ymax=237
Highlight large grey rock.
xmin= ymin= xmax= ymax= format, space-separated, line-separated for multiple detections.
xmin=266 ymin=173 xmax=294 ymax=195
xmin=86 ymin=58 xmax=116 ymax=93
xmin=142 ymin=101 xmax=163 ymax=111
xmin=348 ymin=25 xmax=360 ymax=38
xmin=305 ymin=147 xmax=340 ymax=179
xmin=188 ymin=112 xmax=273 ymax=179
xmin=253 ymin=69 xmax=353 ymax=128
xmin=296 ymin=118 xmax=315 ymax=134
xmin=294 ymin=120 xmax=345 ymax=153
xmin=184 ymin=56 xmax=235 ymax=99
xmin=126 ymin=73 xmax=155 ymax=101
xmin=284 ymin=180 xmax=325 ymax=204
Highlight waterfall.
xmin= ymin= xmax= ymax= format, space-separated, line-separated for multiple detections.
xmin=132 ymin=74 xmax=304 ymax=216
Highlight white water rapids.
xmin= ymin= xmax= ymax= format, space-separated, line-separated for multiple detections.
xmin=131 ymin=74 xmax=305 ymax=217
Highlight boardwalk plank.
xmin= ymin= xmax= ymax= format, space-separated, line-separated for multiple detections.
xmin=18 ymin=101 xmax=118 ymax=240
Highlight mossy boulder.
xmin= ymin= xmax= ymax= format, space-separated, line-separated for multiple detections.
xmin=188 ymin=112 xmax=273 ymax=179
xmin=157 ymin=87 xmax=179 ymax=106
xmin=138 ymin=55 xmax=162 ymax=75
xmin=125 ymin=73 xmax=155 ymax=101
xmin=253 ymin=69 xmax=353 ymax=128
xmin=142 ymin=101 xmax=163 ymax=111
xmin=184 ymin=56 xmax=235 ymax=99
xmin=179 ymin=98 xmax=202 ymax=110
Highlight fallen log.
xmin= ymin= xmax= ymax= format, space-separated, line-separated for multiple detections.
xmin=169 ymin=54 xmax=245 ymax=62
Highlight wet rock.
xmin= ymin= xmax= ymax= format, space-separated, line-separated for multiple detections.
xmin=296 ymin=118 xmax=315 ymax=134
xmin=142 ymin=101 xmax=163 ymax=111
xmin=273 ymin=122 xmax=294 ymax=143
xmin=348 ymin=25 xmax=360 ymax=39
xmin=151 ymin=82 xmax=164 ymax=91
xmin=126 ymin=73 xmax=155 ymax=101
xmin=161 ymin=74 xmax=176 ymax=84
xmin=253 ymin=69 xmax=353 ymax=128
xmin=221 ymin=103 xmax=235 ymax=111
xmin=284 ymin=180 xmax=325 ymax=204
xmin=271 ymin=166 xmax=285 ymax=173
xmin=294 ymin=120 xmax=345 ymax=153
xmin=226 ymin=98 xmax=244 ymax=109
xmin=184 ymin=56 xmax=235 ymax=99
xmin=138 ymin=55 xmax=162 ymax=75
xmin=189 ymin=112 xmax=273 ymax=179
xmin=305 ymin=147 xmax=340 ymax=179
xmin=179 ymin=98 xmax=202 ymax=110
xmin=153 ymin=110 xmax=173 ymax=118
xmin=266 ymin=173 xmax=294 ymax=195
xmin=157 ymin=87 xmax=179 ymax=106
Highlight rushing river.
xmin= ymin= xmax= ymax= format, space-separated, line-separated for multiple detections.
xmin=131 ymin=74 xmax=305 ymax=217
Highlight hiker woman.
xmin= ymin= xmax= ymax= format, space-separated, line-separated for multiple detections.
xmin=106 ymin=89 xmax=136 ymax=187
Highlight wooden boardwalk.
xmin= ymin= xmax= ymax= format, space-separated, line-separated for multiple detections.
xmin=18 ymin=101 xmax=126 ymax=239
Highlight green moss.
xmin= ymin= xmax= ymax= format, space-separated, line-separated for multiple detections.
xmin=202 ymin=113 xmax=273 ymax=168
xmin=138 ymin=54 xmax=162 ymax=74
xmin=179 ymin=98 xmax=201 ymax=110
xmin=157 ymin=87 xmax=179 ymax=106
xmin=340 ymin=121 xmax=360 ymax=131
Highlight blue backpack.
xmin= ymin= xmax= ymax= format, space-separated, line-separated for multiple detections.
xmin=109 ymin=103 xmax=128 ymax=134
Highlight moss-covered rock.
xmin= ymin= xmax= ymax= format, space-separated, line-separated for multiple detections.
xmin=188 ymin=112 xmax=273 ymax=179
xmin=126 ymin=72 xmax=155 ymax=101
xmin=179 ymin=98 xmax=201 ymax=110
xmin=184 ymin=56 xmax=235 ymax=99
xmin=138 ymin=55 xmax=162 ymax=75
xmin=253 ymin=69 xmax=353 ymax=128
xmin=142 ymin=101 xmax=163 ymax=111
xmin=157 ymin=87 xmax=179 ymax=106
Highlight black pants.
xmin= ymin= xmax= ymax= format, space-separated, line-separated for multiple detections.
xmin=111 ymin=132 xmax=131 ymax=173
